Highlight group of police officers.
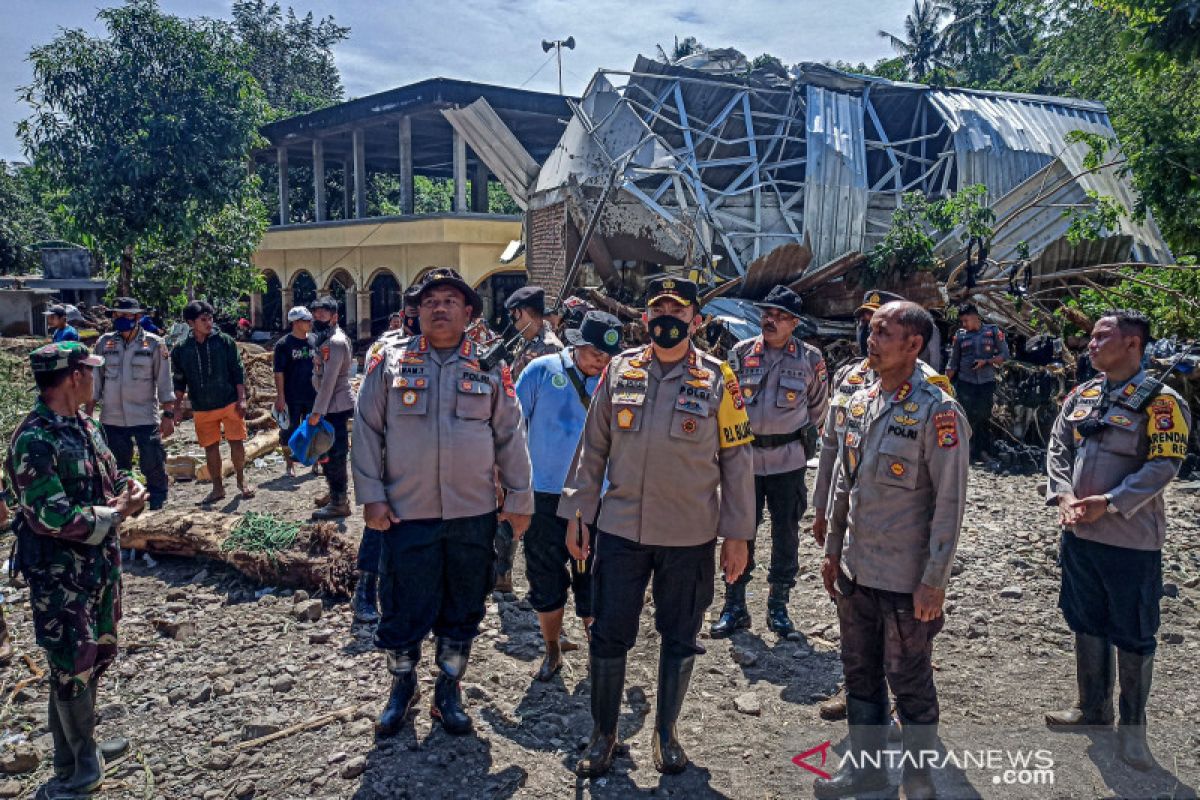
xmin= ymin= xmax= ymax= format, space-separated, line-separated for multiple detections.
xmin=0 ymin=269 xmax=1190 ymax=798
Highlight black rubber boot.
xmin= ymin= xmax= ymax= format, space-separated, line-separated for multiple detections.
xmin=652 ymin=651 xmax=695 ymax=775
xmin=55 ymin=685 xmax=104 ymax=795
xmin=813 ymin=695 xmax=892 ymax=799
xmin=1117 ymin=648 xmax=1154 ymax=771
xmin=1046 ymin=633 xmax=1114 ymax=728
xmin=900 ymin=720 xmax=939 ymax=800
xmin=766 ymin=584 xmax=801 ymax=641
xmin=534 ymin=639 xmax=562 ymax=682
xmin=577 ymin=654 xmax=626 ymax=778
xmin=431 ymin=638 xmax=473 ymax=735
xmin=710 ymin=583 xmax=750 ymax=638
xmin=47 ymin=697 xmax=73 ymax=782
xmin=352 ymin=571 xmax=380 ymax=624
xmin=375 ymin=647 xmax=421 ymax=738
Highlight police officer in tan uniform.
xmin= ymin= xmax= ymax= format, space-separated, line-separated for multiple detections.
xmin=712 ymin=285 xmax=828 ymax=641
xmin=505 ymin=285 xmax=564 ymax=377
xmin=352 ymin=268 xmax=534 ymax=739
xmin=562 ymin=276 xmax=755 ymax=778
xmin=946 ymin=302 xmax=1010 ymax=461
xmin=815 ymin=301 xmax=969 ymax=800
xmin=1044 ymin=310 xmax=1190 ymax=771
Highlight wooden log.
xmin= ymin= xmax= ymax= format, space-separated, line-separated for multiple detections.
xmin=119 ymin=509 xmax=358 ymax=596
xmin=195 ymin=430 xmax=279 ymax=482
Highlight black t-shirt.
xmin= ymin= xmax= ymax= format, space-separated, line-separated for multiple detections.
xmin=273 ymin=333 xmax=317 ymax=408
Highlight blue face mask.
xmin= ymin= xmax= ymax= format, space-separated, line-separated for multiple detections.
xmin=114 ymin=317 xmax=137 ymax=332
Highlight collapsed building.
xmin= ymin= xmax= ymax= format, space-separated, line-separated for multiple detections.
xmin=444 ymin=52 xmax=1172 ymax=327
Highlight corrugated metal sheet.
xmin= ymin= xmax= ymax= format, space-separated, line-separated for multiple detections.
xmin=803 ymin=86 xmax=869 ymax=267
xmin=441 ymin=98 xmax=540 ymax=210
xmin=928 ymin=91 xmax=1171 ymax=263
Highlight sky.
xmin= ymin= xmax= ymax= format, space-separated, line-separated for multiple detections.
xmin=0 ymin=0 xmax=914 ymax=162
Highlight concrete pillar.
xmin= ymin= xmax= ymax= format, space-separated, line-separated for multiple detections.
xmin=398 ymin=116 xmax=414 ymax=215
xmin=341 ymin=161 xmax=350 ymax=219
xmin=356 ymin=288 xmax=372 ymax=341
xmin=312 ymin=139 xmax=326 ymax=222
xmin=472 ymin=162 xmax=489 ymax=213
xmin=353 ymin=128 xmax=367 ymax=219
xmin=249 ymin=292 xmax=262 ymax=328
xmin=276 ymin=147 xmax=289 ymax=225
xmin=281 ymin=288 xmax=294 ymax=328
xmin=345 ymin=289 xmax=359 ymax=339
xmin=453 ymin=129 xmax=467 ymax=213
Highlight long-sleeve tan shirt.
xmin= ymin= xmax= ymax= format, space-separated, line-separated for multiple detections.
xmin=1045 ymin=370 xmax=1190 ymax=551
xmin=92 ymin=328 xmax=175 ymax=428
xmin=351 ymin=334 xmax=534 ymax=521
xmin=311 ymin=327 xmax=355 ymax=416
xmin=559 ymin=345 xmax=756 ymax=546
xmin=731 ymin=335 xmax=829 ymax=475
xmin=826 ymin=364 xmax=970 ymax=593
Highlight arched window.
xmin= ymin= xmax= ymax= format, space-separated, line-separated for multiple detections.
xmin=369 ymin=270 xmax=402 ymax=336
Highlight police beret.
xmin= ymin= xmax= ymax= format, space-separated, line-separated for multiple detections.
xmin=755 ymin=285 xmax=804 ymax=319
xmin=504 ymin=286 xmax=546 ymax=315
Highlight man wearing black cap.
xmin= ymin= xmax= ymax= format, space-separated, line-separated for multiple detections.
xmin=495 ymin=285 xmax=562 ymax=593
xmin=352 ymin=267 xmax=533 ymax=738
xmin=946 ymin=302 xmax=1009 ymax=461
xmin=513 ymin=310 xmax=623 ymax=681
xmin=504 ymin=285 xmax=563 ymax=378
xmin=713 ymin=285 xmax=829 ymax=641
xmin=562 ymin=275 xmax=755 ymax=778
xmin=87 ymin=298 xmax=177 ymax=510
xmin=43 ymin=304 xmax=81 ymax=343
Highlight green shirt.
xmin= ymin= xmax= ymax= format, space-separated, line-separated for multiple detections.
xmin=170 ymin=330 xmax=245 ymax=412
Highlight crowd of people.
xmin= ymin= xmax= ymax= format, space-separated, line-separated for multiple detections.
xmin=0 ymin=271 xmax=1190 ymax=798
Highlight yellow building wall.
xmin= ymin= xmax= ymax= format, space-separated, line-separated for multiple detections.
xmin=252 ymin=216 xmax=524 ymax=292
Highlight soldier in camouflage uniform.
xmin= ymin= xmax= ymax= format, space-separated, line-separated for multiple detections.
xmin=7 ymin=342 xmax=147 ymax=797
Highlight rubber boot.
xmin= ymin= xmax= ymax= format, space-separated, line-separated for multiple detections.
xmin=0 ymin=612 xmax=11 ymax=666
xmin=813 ymin=695 xmax=891 ymax=799
xmin=352 ymin=572 xmax=380 ymax=624
xmin=534 ymin=639 xmax=562 ymax=682
xmin=577 ymin=654 xmax=626 ymax=778
xmin=431 ymin=638 xmax=473 ymax=735
xmin=493 ymin=571 xmax=514 ymax=594
xmin=312 ymin=492 xmax=351 ymax=520
xmin=900 ymin=720 xmax=939 ymax=800
xmin=1116 ymin=648 xmax=1154 ymax=771
xmin=766 ymin=584 xmax=801 ymax=641
xmin=55 ymin=684 xmax=104 ymax=795
xmin=652 ymin=650 xmax=695 ymax=775
xmin=1046 ymin=633 xmax=1114 ymax=728
xmin=710 ymin=582 xmax=750 ymax=639
xmin=375 ymin=647 xmax=421 ymax=738
xmin=47 ymin=697 xmax=73 ymax=782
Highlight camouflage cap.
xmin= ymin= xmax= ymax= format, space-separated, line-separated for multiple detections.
xmin=29 ymin=341 xmax=103 ymax=374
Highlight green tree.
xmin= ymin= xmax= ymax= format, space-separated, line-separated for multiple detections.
xmin=879 ymin=0 xmax=950 ymax=80
xmin=19 ymin=0 xmax=268 ymax=304
xmin=0 ymin=161 xmax=59 ymax=273
xmin=231 ymin=0 xmax=349 ymax=119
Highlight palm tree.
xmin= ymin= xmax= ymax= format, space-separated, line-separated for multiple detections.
xmin=879 ymin=0 xmax=949 ymax=80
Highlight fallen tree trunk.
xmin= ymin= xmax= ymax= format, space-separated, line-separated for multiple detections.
xmin=194 ymin=430 xmax=280 ymax=482
xmin=119 ymin=509 xmax=357 ymax=597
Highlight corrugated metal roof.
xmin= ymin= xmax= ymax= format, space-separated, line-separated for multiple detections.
xmin=441 ymin=99 xmax=541 ymax=210
xmin=803 ymin=86 xmax=869 ymax=266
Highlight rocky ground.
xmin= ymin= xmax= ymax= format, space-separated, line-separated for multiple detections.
xmin=1 ymin=443 xmax=1198 ymax=799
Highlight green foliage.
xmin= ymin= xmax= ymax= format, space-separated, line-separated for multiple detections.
xmin=231 ymin=0 xmax=349 ymax=119
xmin=750 ymin=53 xmax=788 ymax=78
xmin=867 ymin=185 xmax=995 ymax=279
xmin=1097 ymin=0 xmax=1200 ymax=62
xmin=1063 ymin=266 xmax=1200 ymax=338
xmin=369 ymin=174 xmax=521 ymax=217
xmin=879 ymin=0 xmax=950 ymax=80
xmin=224 ymin=511 xmax=301 ymax=558
xmin=0 ymin=352 xmax=36 ymax=457
xmin=19 ymin=0 xmax=268 ymax=308
xmin=0 ymin=161 xmax=60 ymax=273
xmin=671 ymin=36 xmax=704 ymax=61
xmin=1063 ymin=190 xmax=1124 ymax=245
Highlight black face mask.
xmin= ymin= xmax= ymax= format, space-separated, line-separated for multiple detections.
xmin=648 ymin=315 xmax=690 ymax=348
xmin=857 ymin=322 xmax=870 ymax=357
xmin=313 ymin=320 xmax=331 ymax=334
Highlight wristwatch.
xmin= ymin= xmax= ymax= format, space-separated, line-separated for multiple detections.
xmin=1104 ymin=493 xmax=1118 ymax=514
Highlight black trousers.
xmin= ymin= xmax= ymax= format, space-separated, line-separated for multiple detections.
xmin=836 ymin=578 xmax=944 ymax=725
xmin=523 ymin=492 xmax=593 ymax=617
xmin=953 ymin=380 xmax=995 ymax=456
xmin=280 ymin=400 xmax=313 ymax=452
xmin=590 ymin=532 xmax=715 ymax=660
xmin=737 ymin=466 xmax=806 ymax=589
xmin=1059 ymin=530 xmax=1162 ymax=655
xmin=495 ymin=519 xmax=515 ymax=576
xmin=103 ymin=424 xmax=168 ymax=507
xmin=374 ymin=513 xmax=496 ymax=651
xmin=321 ymin=409 xmax=351 ymax=495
